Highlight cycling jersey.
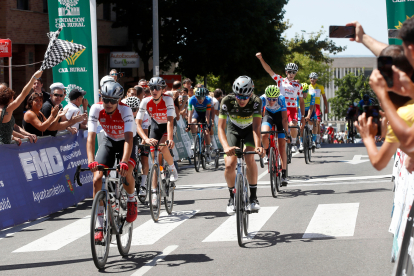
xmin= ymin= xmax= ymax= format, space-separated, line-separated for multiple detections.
xmin=296 ymin=93 xmax=315 ymax=111
xmin=88 ymin=102 xmax=136 ymax=141
xmin=136 ymin=111 xmax=150 ymax=130
xmin=309 ymin=83 xmax=325 ymax=105
xmin=260 ymin=94 xmax=287 ymax=113
xmin=188 ymin=95 xmax=212 ymax=113
xmin=219 ymin=94 xmax=262 ymax=130
xmin=357 ymin=99 xmax=373 ymax=111
xmin=137 ymin=95 xmax=176 ymax=124
xmin=271 ymin=74 xmax=303 ymax=107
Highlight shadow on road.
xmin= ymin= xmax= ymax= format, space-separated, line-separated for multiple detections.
xmin=289 ymin=173 xmax=354 ymax=180
xmin=193 ymin=211 xmax=229 ymax=219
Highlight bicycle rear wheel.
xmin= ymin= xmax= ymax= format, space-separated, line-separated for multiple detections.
xmin=116 ymin=187 xmax=132 ymax=256
xmin=149 ymin=164 xmax=161 ymax=222
xmin=235 ymin=173 xmax=245 ymax=247
xmin=269 ymin=148 xmax=277 ymax=198
xmin=201 ymin=136 xmax=207 ymax=170
xmin=304 ymin=128 xmax=309 ymax=164
xmin=138 ymin=172 xmax=149 ymax=204
xmin=164 ymin=177 xmax=174 ymax=214
xmin=214 ymin=149 xmax=220 ymax=169
xmin=193 ymin=136 xmax=201 ymax=172
xmin=90 ymin=190 xmax=111 ymax=270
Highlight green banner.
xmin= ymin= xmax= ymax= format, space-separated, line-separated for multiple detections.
xmin=47 ymin=0 xmax=97 ymax=107
xmin=386 ymin=0 xmax=414 ymax=45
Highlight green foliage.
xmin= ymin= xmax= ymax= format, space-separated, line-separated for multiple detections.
xmin=328 ymin=72 xmax=376 ymax=119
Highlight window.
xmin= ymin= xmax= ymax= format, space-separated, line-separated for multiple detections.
xmin=17 ymin=0 xmax=29 ymax=10
xmin=103 ymin=3 xmax=111 ymax=20
xmin=43 ymin=0 xmax=48 ymax=13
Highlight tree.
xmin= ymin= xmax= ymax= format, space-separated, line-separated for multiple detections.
xmin=328 ymin=72 xmax=377 ymax=119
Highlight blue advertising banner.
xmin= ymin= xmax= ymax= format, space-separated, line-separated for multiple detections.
xmin=0 ymin=130 xmax=93 ymax=230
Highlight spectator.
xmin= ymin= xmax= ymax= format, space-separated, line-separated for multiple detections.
xmin=178 ymin=87 xmax=189 ymax=119
xmin=0 ymin=70 xmax=43 ymax=144
xmin=110 ymin=69 xmax=118 ymax=82
xmin=63 ymin=88 xmax=88 ymax=131
xmin=23 ymin=75 xmax=49 ymax=112
xmin=213 ymin=89 xmax=223 ymax=116
xmin=144 ymin=87 xmax=151 ymax=97
xmin=23 ymin=91 xmax=64 ymax=137
xmin=356 ymin=44 xmax=414 ymax=170
xmin=138 ymin=79 xmax=148 ymax=88
xmin=41 ymin=83 xmax=86 ymax=136
xmin=121 ymin=87 xmax=138 ymax=103
xmin=183 ymin=78 xmax=193 ymax=97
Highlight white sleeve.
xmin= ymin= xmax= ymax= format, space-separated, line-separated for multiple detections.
xmin=142 ymin=113 xmax=150 ymax=129
xmin=121 ymin=106 xmax=136 ymax=135
xmin=137 ymin=98 xmax=148 ymax=120
xmin=164 ymin=96 xmax=176 ymax=118
xmin=87 ymin=104 xmax=99 ymax=133
xmin=64 ymin=106 xmax=72 ymax=121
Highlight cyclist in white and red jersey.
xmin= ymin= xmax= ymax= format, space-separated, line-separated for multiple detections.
xmin=256 ymin=52 xmax=305 ymax=153
xmin=87 ymin=80 xmax=138 ymax=242
xmin=136 ymin=77 xmax=178 ymax=206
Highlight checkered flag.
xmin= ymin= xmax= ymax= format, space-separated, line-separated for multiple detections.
xmin=40 ymin=27 xmax=86 ymax=71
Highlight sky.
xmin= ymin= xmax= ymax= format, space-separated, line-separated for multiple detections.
xmin=282 ymin=0 xmax=388 ymax=57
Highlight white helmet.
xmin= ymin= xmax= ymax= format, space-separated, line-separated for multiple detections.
xmin=309 ymin=72 xmax=318 ymax=79
xmin=328 ymin=123 xmax=332 ymax=127
xmin=100 ymin=75 xmax=115 ymax=88
xmin=285 ymin=63 xmax=298 ymax=72
xmin=125 ymin=96 xmax=140 ymax=108
xmin=232 ymin=76 xmax=254 ymax=96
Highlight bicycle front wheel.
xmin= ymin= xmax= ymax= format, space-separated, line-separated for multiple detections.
xmin=90 ymin=190 xmax=111 ymax=270
xmin=164 ymin=179 xmax=174 ymax=214
xmin=235 ymin=173 xmax=245 ymax=247
xmin=201 ymin=135 xmax=207 ymax=170
xmin=193 ymin=135 xmax=200 ymax=172
xmin=269 ymin=147 xmax=277 ymax=198
xmin=116 ymin=187 xmax=132 ymax=256
xmin=149 ymin=164 xmax=161 ymax=222
xmin=307 ymin=129 xmax=312 ymax=162
xmin=215 ymin=149 xmax=220 ymax=169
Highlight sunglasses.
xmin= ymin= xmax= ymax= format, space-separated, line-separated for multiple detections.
xmin=310 ymin=78 xmax=317 ymax=80
xmin=102 ymin=98 xmax=118 ymax=104
xmin=196 ymin=96 xmax=205 ymax=101
xmin=287 ymin=71 xmax=297 ymax=74
xmin=53 ymin=94 xmax=65 ymax=98
xmin=235 ymin=94 xmax=250 ymax=100
xmin=131 ymin=108 xmax=138 ymax=112
xmin=149 ymin=85 xmax=162 ymax=91
xmin=267 ymin=97 xmax=278 ymax=102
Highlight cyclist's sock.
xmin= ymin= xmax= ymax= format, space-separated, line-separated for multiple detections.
xmin=229 ymin=187 xmax=235 ymax=199
xmin=266 ymin=148 xmax=269 ymax=156
xmin=127 ymin=193 xmax=135 ymax=202
xmin=317 ymin=134 xmax=320 ymax=143
xmin=291 ymin=137 xmax=296 ymax=144
xmin=140 ymin=175 xmax=147 ymax=187
xmin=249 ymin=184 xmax=257 ymax=200
xmin=282 ymin=169 xmax=286 ymax=178
xmin=300 ymin=137 xmax=303 ymax=143
xmin=169 ymin=164 xmax=177 ymax=172
xmin=97 ymin=206 xmax=104 ymax=228
xmin=312 ymin=134 xmax=317 ymax=142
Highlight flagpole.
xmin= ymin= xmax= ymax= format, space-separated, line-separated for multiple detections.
xmin=90 ymin=0 xmax=99 ymax=104
xmin=8 ymin=57 xmax=11 ymax=89
xmin=153 ymin=0 xmax=159 ymax=77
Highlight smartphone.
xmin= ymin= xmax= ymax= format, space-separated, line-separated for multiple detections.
xmin=329 ymin=26 xmax=356 ymax=38
xmin=363 ymin=105 xmax=381 ymax=136
xmin=378 ymin=56 xmax=393 ymax=88
xmin=388 ymin=29 xmax=399 ymax=39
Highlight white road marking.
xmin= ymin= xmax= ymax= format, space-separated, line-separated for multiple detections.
xmin=130 ymin=210 xmax=199 ymax=246
xmin=287 ymin=174 xmax=391 ymax=183
xmin=131 ymin=245 xmax=178 ymax=276
xmin=258 ymin=170 xmax=268 ymax=180
xmin=13 ymin=216 xmax=90 ymax=252
xmin=340 ymin=155 xmax=370 ymax=165
xmin=203 ymin=207 xmax=278 ymax=242
xmin=0 ymin=216 xmax=49 ymax=241
xmin=302 ymin=203 xmax=359 ymax=239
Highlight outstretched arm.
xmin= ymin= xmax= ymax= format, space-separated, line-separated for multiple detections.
xmin=256 ymin=52 xmax=276 ymax=77
xmin=346 ymin=21 xmax=388 ymax=56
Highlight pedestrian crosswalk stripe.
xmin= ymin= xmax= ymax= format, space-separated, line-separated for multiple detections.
xmin=13 ymin=216 xmax=90 ymax=252
xmin=202 ymin=207 xmax=278 ymax=242
xmin=302 ymin=203 xmax=359 ymax=239
xmin=131 ymin=245 xmax=179 ymax=276
xmin=130 ymin=210 xmax=199 ymax=246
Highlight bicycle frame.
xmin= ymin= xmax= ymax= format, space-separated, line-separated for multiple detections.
xmin=150 ymin=144 xmax=170 ymax=198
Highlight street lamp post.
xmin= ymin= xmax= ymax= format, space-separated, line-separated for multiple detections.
xmin=153 ymin=0 xmax=159 ymax=77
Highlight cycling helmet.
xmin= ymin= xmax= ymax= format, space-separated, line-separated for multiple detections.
xmin=100 ymin=75 xmax=115 ymax=88
xmin=285 ymin=63 xmax=298 ymax=72
xmin=363 ymin=94 xmax=370 ymax=101
xmin=232 ymin=76 xmax=254 ymax=95
xmin=125 ymin=96 xmax=140 ymax=108
xmin=328 ymin=123 xmax=332 ymax=127
xmin=148 ymin=77 xmax=166 ymax=87
xmin=265 ymin=85 xmax=280 ymax=98
xmin=301 ymin=83 xmax=309 ymax=93
xmin=101 ymin=81 xmax=124 ymax=99
xmin=309 ymin=72 xmax=318 ymax=79
xmin=195 ymin=87 xmax=209 ymax=97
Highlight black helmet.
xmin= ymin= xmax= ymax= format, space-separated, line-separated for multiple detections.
xmin=363 ymin=94 xmax=369 ymax=101
xmin=101 ymin=81 xmax=124 ymax=99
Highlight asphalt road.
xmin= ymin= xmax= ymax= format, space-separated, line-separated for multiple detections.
xmin=0 ymin=144 xmax=395 ymax=276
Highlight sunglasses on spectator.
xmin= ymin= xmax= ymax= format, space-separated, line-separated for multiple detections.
xmin=267 ymin=97 xmax=278 ymax=102
xmin=150 ymin=85 xmax=162 ymax=91
xmin=235 ymin=94 xmax=250 ymax=100
xmin=110 ymin=73 xmax=117 ymax=76
xmin=102 ymin=97 xmax=118 ymax=104
xmin=287 ymin=70 xmax=297 ymax=74
xmin=141 ymin=84 xmax=148 ymax=88
xmin=53 ymin=93 xmax=65 ymax=98
xmin=131 ymin=108 xmax=138 ymax=112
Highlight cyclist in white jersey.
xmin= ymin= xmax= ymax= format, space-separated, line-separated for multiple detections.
xmin=256 ymin=52 xmax=305 ymax=153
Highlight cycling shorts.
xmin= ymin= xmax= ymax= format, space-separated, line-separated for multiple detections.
xmin=95 ymin=135 xmax=138 ymax=168
xmin=192 ymin=110 xmax=212 ymax=131
xmin=261 ymin=110 xmax=285 ymax=138
xmin=226 ymin=125 xmax=255 ymax=148
xmin=315 ymin=104 xmax=322 ymax=120
xmin=286 ymin=107 xmax=298 ymax=123
xmin=149 ymin=118 xmax=168 ymax=141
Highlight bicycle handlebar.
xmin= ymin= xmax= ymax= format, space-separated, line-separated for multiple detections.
xmin=261 ymin=130 xmax=286 ymax=135
xmin=288 ymin=126 xmax=300 ymax=129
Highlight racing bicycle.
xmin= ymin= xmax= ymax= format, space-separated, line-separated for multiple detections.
xmin=302 ymin=119 xmax=315 ymax=164
xmin=189 ymin=122 xmax=210 ymax=172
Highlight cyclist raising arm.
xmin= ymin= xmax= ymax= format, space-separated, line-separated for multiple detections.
xmin=256 ymin=52 xmax=305 ymax=153
xmin=87 ymin=80 xmax=138 ymax=242
xmin=218 ymin=76 xmax=264 ymax=215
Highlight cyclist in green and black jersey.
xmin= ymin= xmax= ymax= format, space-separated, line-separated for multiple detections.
xmin=218 ymin=76 xmax=265 ymax=215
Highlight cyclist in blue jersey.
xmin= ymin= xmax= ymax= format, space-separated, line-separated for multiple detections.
xmin=357 ymin=94 xmax=373 ymax=116
xmin=261 ymin=85 xmax=289 ymax=184
xmin=297 ymin=83 xmax=317 ymax=152
xmin=187 ymin=87 xmax=213 ymax=160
